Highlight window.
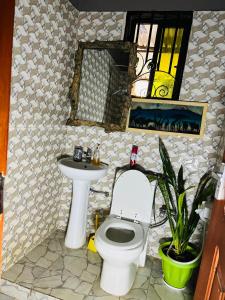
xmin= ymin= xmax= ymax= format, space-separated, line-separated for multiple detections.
xmin=124 ymin=11 xmax=193 ymax=100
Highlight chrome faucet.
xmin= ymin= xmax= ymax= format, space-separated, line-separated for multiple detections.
xmin=82 ymin=147 xmax=92 ymax=163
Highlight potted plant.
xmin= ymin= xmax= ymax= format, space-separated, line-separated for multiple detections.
xmin=150 ymin=138 xmax=216 ymax=289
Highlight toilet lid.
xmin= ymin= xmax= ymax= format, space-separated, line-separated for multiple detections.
xmin=95 ymin=216 xmax=143 ymax=250
xmin=111 ymin=170 xmax=155 ymax=224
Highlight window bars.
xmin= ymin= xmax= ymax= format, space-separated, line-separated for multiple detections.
xmin=124 ymin=11 xmax=193 ymax=100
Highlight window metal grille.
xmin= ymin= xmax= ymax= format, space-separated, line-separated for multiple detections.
xmin=124 ymin=11 xmax=193 ymax=100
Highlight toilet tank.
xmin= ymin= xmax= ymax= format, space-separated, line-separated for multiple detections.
xmin=110 ymin=170 xmax=156 ymax=224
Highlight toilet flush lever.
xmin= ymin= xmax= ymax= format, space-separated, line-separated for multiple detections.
xmin=134 ymin=213 xmax=139 ymax=223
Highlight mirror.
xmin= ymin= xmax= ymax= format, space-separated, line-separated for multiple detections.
xmin=67 ymin=41 xmax=137 ymax=132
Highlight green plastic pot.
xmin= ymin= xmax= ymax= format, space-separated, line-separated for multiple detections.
xmin=158 ymin=241 xmax=200 ymax=289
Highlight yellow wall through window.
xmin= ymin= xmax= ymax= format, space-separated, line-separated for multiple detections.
xmin=151 ymin=28 xmax=184 ymax=98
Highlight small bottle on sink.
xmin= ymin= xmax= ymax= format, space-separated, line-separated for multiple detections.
xmin=73 ymin=146 xmax=83 ymax=162
xmin=92 ymin=144 xmax=100 ymax=165
xmin=86 ymin=147 xmax=92 ymax=163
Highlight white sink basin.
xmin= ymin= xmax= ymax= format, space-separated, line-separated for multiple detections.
xmin=58 ymin=156 xmax=108 ymax=249
xmin=58 ymin=157 xmax=108 ymax=181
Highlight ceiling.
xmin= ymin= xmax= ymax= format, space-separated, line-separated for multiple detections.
xmin=69 ymin=0 xmax=225 ymax=11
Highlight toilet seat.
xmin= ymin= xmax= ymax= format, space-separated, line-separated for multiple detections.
xmin=111 ymin=170 xmax=155 ymax=223
xmin=95 ymin=216 xmax=144 ymax=251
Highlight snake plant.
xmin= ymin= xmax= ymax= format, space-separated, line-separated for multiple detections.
xmin=150 ymin=138 xmax=216 ymax=258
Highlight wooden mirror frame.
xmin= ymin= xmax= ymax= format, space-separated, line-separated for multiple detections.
xmin=66 ymin=41 xmax=137 ymax=132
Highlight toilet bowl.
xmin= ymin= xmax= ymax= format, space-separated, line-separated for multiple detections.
xmin=95 ymin=169 xmax=155 ymax=296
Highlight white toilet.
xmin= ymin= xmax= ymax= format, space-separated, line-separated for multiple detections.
xmin=95 ymin=169 xmax=155 ymax=296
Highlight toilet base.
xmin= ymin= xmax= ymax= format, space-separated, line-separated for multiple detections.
xmin=100 ymin=260 xmax=137 ymax=296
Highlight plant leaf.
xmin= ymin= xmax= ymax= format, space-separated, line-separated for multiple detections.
xmin=146 ymin=174 xmax=159 ymax=222
xmin=158 ymin=177 xmax=175 ymax=237
xmin=159 ymin=138 xmax=177 ymax=189
xmin=186 ymin=172 xmax=216 ymax=243
xmin=177 ymin=166 xmax=188 ymax=235
xmin=173 ymin=191 xmax=186 ymax=254
xmin=177 ymin=166 xmax=186 ymax=194
xmin=165 ymin=179 xmax=177 ymax=220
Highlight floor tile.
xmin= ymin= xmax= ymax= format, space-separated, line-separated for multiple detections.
xmin=0 ymin=292 xmax=14 ymax=300
xmin=76 ymin=281 xmax=93 ymax=295
xmin=120 ymin=288 xmax=147 ymax=300
xmin=33 ymin=275 xmax=62 ymax=289
xmin=86 ymin=264 xmax=101 ymax=277
xmin=64 ymin=256 xmax=87 ymax=276
xmin=0 ymin=279 xmax=30 ymax=300
xmin=146 ymin=284 xmax=161 ymax=300
xmin=89 ymin=279 xmax=108 ymax=297
xmin=29 ymin=289 xmax=56 ymax=300
xmin=50 ymin=288 xmax=84 ymax=300
xmin=2 ymin=263 xmax=24 ymax=283
xmin=1 ymin=230 xmax=194 ymax=300
xmin=34 ymin=288 xmax=52 ymax=296
xmin=84 ymin=296 xmax=119 ymax=300
xmin=137 ymin=257 xmax=152 ymax=277
xmin=62 ymin=276 xmax=80 ymax=290
xmin=17 ymin=266 xmax=34 ymax=284
xmin=151 ymin=283 xmax=186 ymax=300
xmin=26 ymin=245 xmax=47 ymax=263
xmin=132 ymin=274 xmax=150 ymax=289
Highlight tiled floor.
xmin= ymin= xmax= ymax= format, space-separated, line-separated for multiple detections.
xmin=0 ymin=292 xmax=14 ymax=300
xmin=1 ymin=231 xmax=194 ymax=300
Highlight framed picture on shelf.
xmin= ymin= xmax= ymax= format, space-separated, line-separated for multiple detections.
xmin=126 ymin=99 xmax=208 ymax=138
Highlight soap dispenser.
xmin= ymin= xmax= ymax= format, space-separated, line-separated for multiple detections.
xmin=92 ymin=143 xmax=100 ymax=165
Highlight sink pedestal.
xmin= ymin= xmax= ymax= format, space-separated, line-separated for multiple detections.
xmin=65 ymin=180 xmax=90 ymax=249
xmin=58 ymin=157 xmax=108 ymax=250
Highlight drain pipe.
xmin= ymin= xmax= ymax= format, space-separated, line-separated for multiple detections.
xmin=90 ymin=188 xmax=109 ymax=197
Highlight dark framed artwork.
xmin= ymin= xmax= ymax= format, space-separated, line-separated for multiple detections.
xmin=127 ymin=99 xmax=208 ymax=138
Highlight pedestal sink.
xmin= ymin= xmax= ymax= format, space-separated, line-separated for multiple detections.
xmin=58 ymin=157 xmax=108 ymax=249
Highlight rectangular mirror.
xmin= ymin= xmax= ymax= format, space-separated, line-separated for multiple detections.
xmin=67 ymin=41 xmax=137 ymax=132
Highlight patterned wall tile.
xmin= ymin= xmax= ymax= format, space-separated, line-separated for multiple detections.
xmin=3 ymin=0 xmax=78 ymax=271
xmin=77 ymin=12 xmax=125 ymax=42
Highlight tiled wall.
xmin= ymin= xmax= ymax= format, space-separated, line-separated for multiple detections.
xmin=3 ymin=7 xmax=225 ymax=271
xmin=63 ymin=11 xmax=225 ymax=257
xmin=2 ymin=0 xmax=78 ymax=270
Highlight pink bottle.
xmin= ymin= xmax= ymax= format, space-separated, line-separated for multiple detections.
xmin=130 ymin=145 xmax=138 ymax=167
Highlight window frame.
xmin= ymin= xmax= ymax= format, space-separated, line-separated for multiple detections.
xmin=124 ymin=11 xmax=193 ymax=100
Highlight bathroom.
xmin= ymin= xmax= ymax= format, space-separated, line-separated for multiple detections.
xmin=0 ymin=0 xmax=225 ymax=299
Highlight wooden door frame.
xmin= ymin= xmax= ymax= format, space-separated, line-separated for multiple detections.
xmin=0 ymin=0 xmax=15 ymax=175
xmin=194 ymin=200 xmax=225 ymax=299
